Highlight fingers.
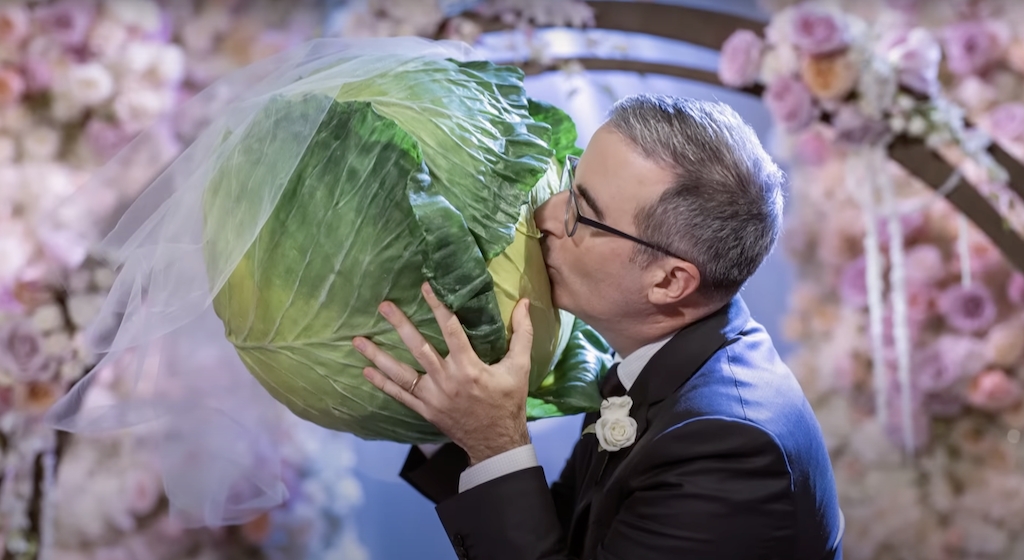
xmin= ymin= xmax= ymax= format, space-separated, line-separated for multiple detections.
xmin=352 ymin=336 xmax=420 ymax=391
xmin=420 ymin=283 xmax=475 ymax=358
xmin=377 ymin=298 xmax=444 ymax=374
xmin=505 ymin=298 xmax=534 ymax=373
xmin=362 ymin=367 xmax=429 ymax=418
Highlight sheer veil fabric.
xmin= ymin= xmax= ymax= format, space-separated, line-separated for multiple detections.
xmin=45 ymin=37 xmax=477 ymax=527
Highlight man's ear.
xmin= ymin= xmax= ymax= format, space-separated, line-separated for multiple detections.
xmin=647 ymin=260 xmax=701 ymax=305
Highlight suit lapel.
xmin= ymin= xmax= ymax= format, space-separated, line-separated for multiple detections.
xmin=578 ymin=297 xmax=752 ymax=558
xmin=566 ymin=410 xmax=600 ymax=555
xmin=595 ymin=298 xmax=746 ymax=485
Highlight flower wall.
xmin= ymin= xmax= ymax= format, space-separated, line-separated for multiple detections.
xmin=720 ymin=1 xmax=1024 ymax=557
xmin=0 ymin=2 xmax=366 ymax=559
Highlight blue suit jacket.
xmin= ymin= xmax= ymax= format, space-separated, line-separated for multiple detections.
xmin=401 ymin=296 xmax=844 ymax=560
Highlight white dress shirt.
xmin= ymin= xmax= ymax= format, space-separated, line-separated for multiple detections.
xmin=456 ymin=334 xmax=674 ymax=493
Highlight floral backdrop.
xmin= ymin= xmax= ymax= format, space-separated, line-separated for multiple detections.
xmin=0 ymin=2 xmax=367 ymax=559
xmin=10 ymin=0 xmax=1024 ymax=558
xmin=718 ymin=0 xmax=1024 ymax=558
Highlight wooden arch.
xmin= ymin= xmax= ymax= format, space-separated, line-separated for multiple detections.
xmin=448 ymin=1 xmax=1024 ymax=273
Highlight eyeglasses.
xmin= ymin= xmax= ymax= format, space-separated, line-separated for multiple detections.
xmin=562 ymin=155 xmax=687 ymax=261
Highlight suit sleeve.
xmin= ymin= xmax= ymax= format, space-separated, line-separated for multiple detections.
xmin=434 ymin=417 xmax=796 ymax=560
xmin=399 ymin=441 xmax=580 ymax=531
xmin=399 ymin=442 xmax=469 ymax=505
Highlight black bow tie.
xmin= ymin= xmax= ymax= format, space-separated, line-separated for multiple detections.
xmin=600 ymin=363 xmax=627 ymax=399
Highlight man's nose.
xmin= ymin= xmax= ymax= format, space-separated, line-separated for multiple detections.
xmin=535 ymin=191 xmax=568 ymax=238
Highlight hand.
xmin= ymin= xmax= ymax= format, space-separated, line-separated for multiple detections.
xmin=353 ymin=282 xmax=535 ymax=465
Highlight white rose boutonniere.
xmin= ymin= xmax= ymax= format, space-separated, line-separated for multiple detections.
xmin=582 ymin=396 xmax=637 ymax=452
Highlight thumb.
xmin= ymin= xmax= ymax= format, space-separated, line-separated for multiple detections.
xmin=505 ymin=298 xmax=534 ymax=372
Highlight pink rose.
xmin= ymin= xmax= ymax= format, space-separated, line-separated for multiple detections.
xmin=903 ymin=244 xmax=946 ymax=287
xmin=967 ymin=369 xmax=1023 ymax=412
xmin=719 ymin=29 xmax=764 ymax=88
xmin=764 ymin=76 xmax=816 ymax=131
xmin=941 ymin=20 xmax=1005 ymax=77
xmin=36 ymin=228 xmax=88 ymax=270
xmin=0 ymin=68 xmax=26 ymax=106
xmin=0 ymin=5 xmax=31 ymax=47
xmin=987 ymin=103 xmax=1024 ymax=142
xmin=954 ymin=75 xmax=998 ymax=112
xmin=886 ymin=28 xmax=942 ymax=96
xmin=938 ymin=283 xmax=998 ymax=334
xmin=905 ymin=335 xmax=984 ymax=418
xmin=838 ymin=255 xmax=868 ymax=308
xmin=791 ymin=5 xmax=850 ymax=56
xmin=21 ymin=57 xmax=54 ymax=93
xmin=832 ymin=104 xmax=890 ymax=145
xmin=0 ymin=286 xmax=21 ymax=314
xmin=83 ymin=118 xmax=137 ymax=163
xmin=793 ymin=125 xmax=833 ymax=165
xmin=1007 ymin=272 xmax=1024 ymax=305
xmin=0 ymin=320 xmax=57 ymax=383
xmin=33 ymin=1 xmax=95 ymax=47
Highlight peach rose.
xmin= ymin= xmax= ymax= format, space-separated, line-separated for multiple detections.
xmin=800 ymin=51 xmax=858 ymax=101
xmin=968 ymin=369 xmax=1023 ymax=413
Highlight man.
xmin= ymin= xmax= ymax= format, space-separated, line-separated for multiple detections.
xmin=352 ymin=94 xmax=844 ymax=559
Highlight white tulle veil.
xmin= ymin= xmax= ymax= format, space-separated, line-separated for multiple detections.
xmin=45 ymin=37 xmax=479 ymax=528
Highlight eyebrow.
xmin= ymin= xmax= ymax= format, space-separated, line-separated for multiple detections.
xmin=576 ymin=184 xmax=606 ymax=221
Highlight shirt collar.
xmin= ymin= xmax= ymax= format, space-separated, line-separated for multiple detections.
xmin=612 ymin=334 xmax=674 ymax=391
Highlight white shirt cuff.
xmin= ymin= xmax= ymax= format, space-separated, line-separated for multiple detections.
xmin=458 ymin=444 xmax=539 ymax=493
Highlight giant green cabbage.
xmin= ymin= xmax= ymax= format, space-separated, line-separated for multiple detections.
xmin=202 ymin=56 xmax=613 ymax=443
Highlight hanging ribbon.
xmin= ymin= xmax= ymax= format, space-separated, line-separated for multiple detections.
xmin=850 ymin=147 xmax=889 ymax=431
xmin=958 ymin=214 xmax=972 ymax=287
xmin=876 ymin=148 xmax=915 ymax=455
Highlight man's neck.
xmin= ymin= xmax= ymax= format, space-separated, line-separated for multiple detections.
xmin=603 ymin=301 xmax=723 ymax=357
xmin=604 ymin=318 xmax=689 ymax=358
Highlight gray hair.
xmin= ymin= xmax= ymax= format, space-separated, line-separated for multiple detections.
xmin=605 ymin=94 xmax=786 ymax=301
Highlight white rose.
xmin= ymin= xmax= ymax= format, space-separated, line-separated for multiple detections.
xmin=600 ymin=395 xmax=633 ymax=419
xmin=21 ymin=162 xmax=75 ymax=205
xmin=112 ymin=84 xmax=170 ymax=130
xmin=596 ymin=416 xmax=637 ymax=452
xmin=63 ymin=62 xmax=115 ymax=107
xmin=146 ymin=44 xmax=185 ymax=86
xmin=31 ymin=303 xmax=64 ymax=333
xmin=87 ymin=18 xmax=129 ymax=58
xmin=955 ymin=75 xmax=998 ymax=113
xmin=19 ymin=125 xmax=61 ymax=161
xmin=110 ymin=40 xmax=158 ymax=79
xmin=759 ymin=44 xmax=800 ymax=84
xmin=763 ymin=6 xmax=796 ymax=46
xmin=594 ymin=396 xmax=637 ymax=452
xmin=67 ymin=293 xmax=105 ymax=328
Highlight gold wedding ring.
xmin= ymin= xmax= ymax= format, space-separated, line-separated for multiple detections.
xmin=408 ymin=375 xmax=421 ymax=395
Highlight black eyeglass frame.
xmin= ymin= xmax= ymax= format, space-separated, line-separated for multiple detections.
xmin=562 ymin=155 xmax=688 ymax=261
